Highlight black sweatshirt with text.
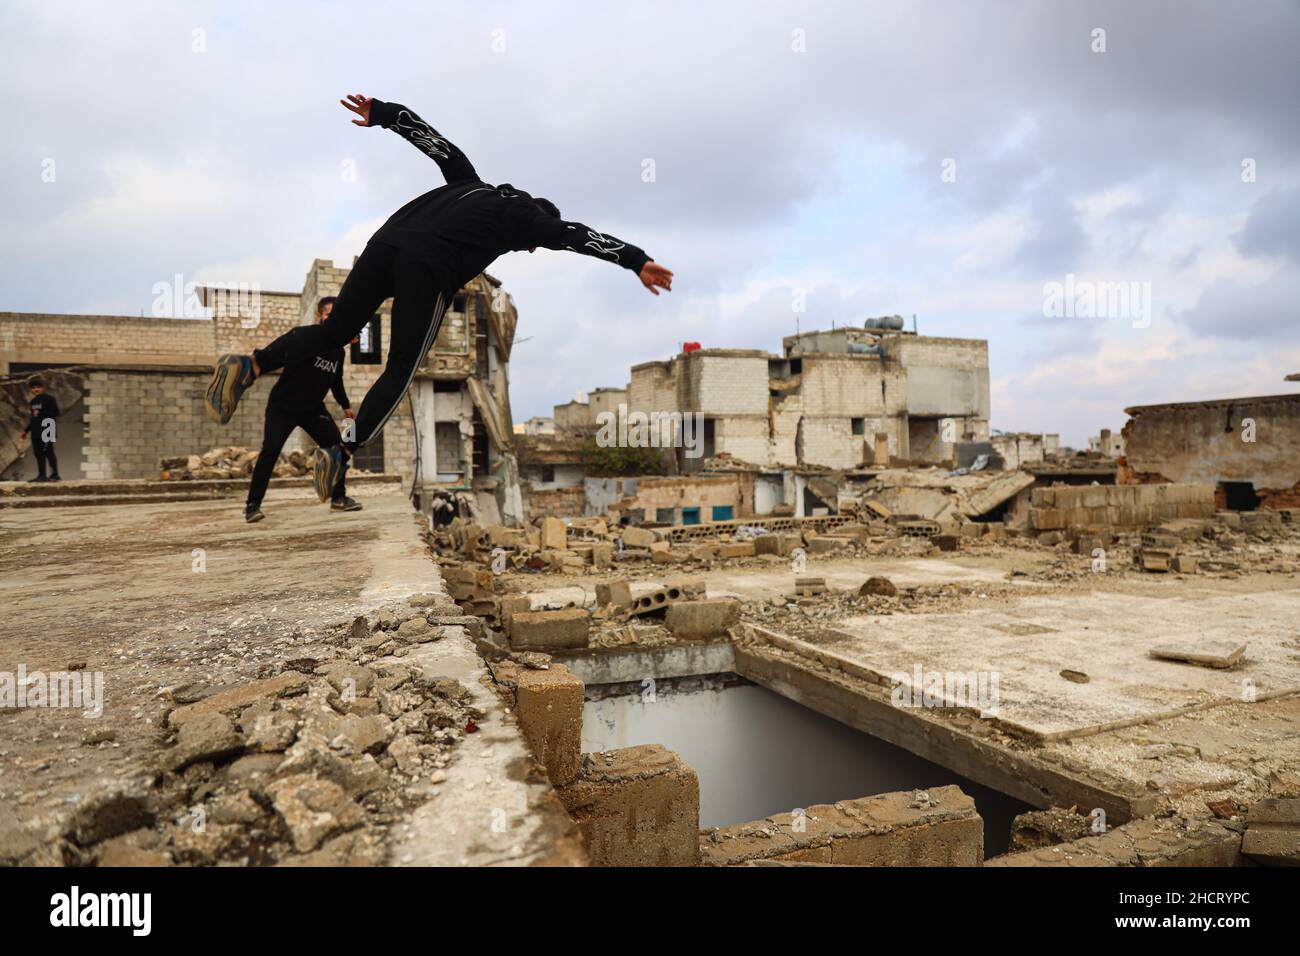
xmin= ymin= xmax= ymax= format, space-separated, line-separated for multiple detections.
xmin=267 ymin=346 xmax=351 ymax=415
xmin=366 ymin=99 xmax=652 ymax=288
xmin=26 ymin=392 xmax=60 ymax=434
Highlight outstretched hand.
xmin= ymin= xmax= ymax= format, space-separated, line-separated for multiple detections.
xmin=340 ymin=93 xmax=374 ymax=127
xmin=639 ymin=261 xmax=674 ymax=296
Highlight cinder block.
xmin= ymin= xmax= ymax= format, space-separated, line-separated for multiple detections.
xmin=664 ymin=598 xmax=741 ymax=639
xmin=557 ymin=744 xmax=700 ymax=866
xmin=806 ymin=535 xmax=851 ymax=554
xmin=1139 ymin=547 xmax=1175 ymax=572
xmin=621 ymin=526 xmax=657 ymax=549
xmin=515 ymin=665 xmax=584 ymax=787
xmin=933 ymin=534 xmax=960 ymax=552
xmin=540 ymin=517 xmax=568 ymax=550
xmin=595 ymin=579 xmax=633 ymax=608
xmin=754 ymin=533 xmax=799 ymax=556
xmin=717 ymin=542 xmax=756 ymax=558
xmin=509 ymin=608 xmax=590 ymax=650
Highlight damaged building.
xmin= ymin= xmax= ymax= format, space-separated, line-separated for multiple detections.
xmin=513 ymin=318 xmax=991 ymax=523
xmin=628 ymin=319 xmax=990 ymax=471
xmin=1119 ymin=392 xmax=1300 ymax=510
xmin=0 ymin=259 xmax=523 ymax=521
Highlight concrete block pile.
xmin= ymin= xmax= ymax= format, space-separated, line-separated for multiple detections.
xmin=159 ymin=445 xmax=310 ymax=481
xmin=0 ymin=594 xmax=483 ymax=867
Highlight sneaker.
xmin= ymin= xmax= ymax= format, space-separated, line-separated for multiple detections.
xmin=28 ymin=475 xmax=48 ymax=482
xmin=330 ymin=496 xmax=363 ymax=512
xmin=312 ymin=446 xmax=350 ymax=503
xmin=245 ymin=507 xmax=265 ymax=523
xmin=48 ymin=475 xmax=61 ymax=482
xmin=205 ymin=354 xmax=256 ymax=425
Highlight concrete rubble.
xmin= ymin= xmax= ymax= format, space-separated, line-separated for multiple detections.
xmin=159 ymin=444 xmax=378 ymax=482
xmin=2 ymin=594 xmax=487 ymax=866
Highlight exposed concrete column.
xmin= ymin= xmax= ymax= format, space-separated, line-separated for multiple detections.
xmin=700 ymin=786 xmax=983 ymax=866
xmin=556 ymin=744 xmax=701 ymax=867
xmin=514 ymin=664 xmax=584 ymax=787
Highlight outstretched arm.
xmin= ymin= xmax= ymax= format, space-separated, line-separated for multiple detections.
xmin=523 ymin=212 xmax=673 ymax=295
xmin=330 ymin=363 xmax=351 ymax=413
xmin=340 ymin=93 xmax=478 ymax=184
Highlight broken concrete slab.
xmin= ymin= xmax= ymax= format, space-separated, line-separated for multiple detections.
xmin=164 ymin=711 xmax=245 ymax=771
xmin=664 ymin=598 xmax=741 ymax=639
xmin=168 ymin=673 xmax=309 ymax=729
xmin=1242 ymin=797 xmax=1300 ymax=866
xmin=1149 ymin=641 xmax=1246 ymax=670
xmin=621 ymin=526 xmax=657 ymax=549
xmin=790 ymin=589 xmax=1300 ymax=741
xmin=266 ymin=773 xmax=366 ymax=853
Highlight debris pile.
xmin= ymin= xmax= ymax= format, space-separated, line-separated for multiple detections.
xmin=0 ymin=594 xmax=482 ymax=867
xmin=1025 ymin=510 xmax=1300 ymax=582
xmin=160 ymin=445 xmax=309 ymax=481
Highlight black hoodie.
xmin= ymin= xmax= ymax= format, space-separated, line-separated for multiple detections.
xmin=267 ymin=346 xmax=351 ymax=415
xmin=26 ymin=391 xmax=60 ymax=434
xmin=366 ymin=99 xmax=651 ymax=289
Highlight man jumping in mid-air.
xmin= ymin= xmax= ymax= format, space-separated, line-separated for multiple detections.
xmin=207 ymin=92 xmax=673 ymax=501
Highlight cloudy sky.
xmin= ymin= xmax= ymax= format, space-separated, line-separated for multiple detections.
xmin=3 ymin=0 xmax=1298 ymax=445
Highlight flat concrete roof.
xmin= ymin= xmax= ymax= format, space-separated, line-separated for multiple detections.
xmin=0 ymin=485 xmax=577 ymax=866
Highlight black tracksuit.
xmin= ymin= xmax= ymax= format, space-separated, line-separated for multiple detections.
xmin=25 ymin=392 xmax=60 ymax=479
xmin=246 ymin=347 xmax=351 ymax=510
xmin=252 ymin=99 xmax=652 ymax=451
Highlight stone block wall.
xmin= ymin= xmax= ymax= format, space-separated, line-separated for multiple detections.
xmin=1028 ymin=483 xmax=1215 ymax=531
xmin=1120 ymin=395 xmax=1300 ymax=508
xmin=1 ymin=313 xmax=215 ymax=371
xmin=680 ymin=352 xmax=769 ymax=415
xmin=82 ymin=369 xmax=267 ymax=479
xmin=628 ymin=360 xmax=676 ymax=418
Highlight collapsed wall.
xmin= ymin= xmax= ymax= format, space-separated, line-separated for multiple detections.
xmin=1026 ymin=483 xmax=1215 ymax=531
xmin=1119 ymin=393 xmax=1300 ymax=508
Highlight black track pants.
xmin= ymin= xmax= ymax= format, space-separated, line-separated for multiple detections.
xmin=252 ymin=242 xmax=451 ymax=450
xmin=32 ymin=436 xmax=58 ymax=478
xmin=247 ymin=404 xmax=345 ymax=509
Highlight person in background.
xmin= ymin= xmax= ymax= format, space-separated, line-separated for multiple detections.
xmin=243 ymin=297 xmax=362 ymax=522
xmin=20 ymin=377 xmax=60 ymax=482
